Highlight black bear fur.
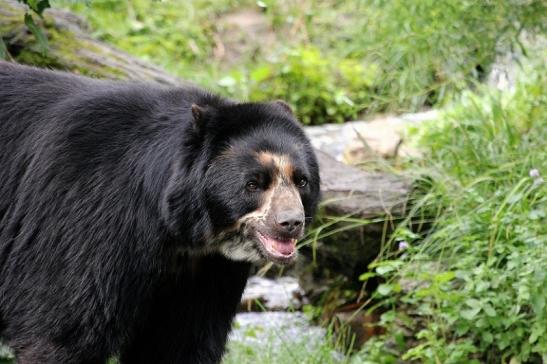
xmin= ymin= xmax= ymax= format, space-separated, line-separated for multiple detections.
xmin=0 ymin=61 xmax=320 ymax=364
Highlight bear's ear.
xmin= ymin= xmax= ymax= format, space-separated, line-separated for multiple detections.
xmin=274 ymin=100 xmax=294 ymax=115
xmin=191 ymin=104 xmax=206 ymax=133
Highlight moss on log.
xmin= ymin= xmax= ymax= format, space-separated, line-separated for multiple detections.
xmin=0 ymin=0 xmax=181 ymax=84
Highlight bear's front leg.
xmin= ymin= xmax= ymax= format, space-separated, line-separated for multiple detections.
xmin=120 ymin=254 xmax=250 ymax=364
xmin=10 ymin=338 xmax=107 ymax=364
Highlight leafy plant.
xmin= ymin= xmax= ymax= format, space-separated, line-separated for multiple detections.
xmin=218 ymin=46 xmax=379 ymax=124
xmin=20 ymin=0 xmax=51 ymax=53
xmin=358 ymin=66 xmax=547 ymax=363
xmin=1 ymin=0 xmax=51 ymax=58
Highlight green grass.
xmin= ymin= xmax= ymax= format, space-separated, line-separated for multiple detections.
xmin=48 ymin=0 xmax=546 ymax=124
xmin=223 ymin=323 xmax=345 ymax=364
xmin=354 ymin=66 xmax=546 ymax=363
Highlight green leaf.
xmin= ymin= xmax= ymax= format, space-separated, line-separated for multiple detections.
xmin=531 ymin=293 xmax=546 ymax=315
xmin=455 ymin=322 xmax=470 ymax=336
xmin=250 ymin=65 xmax=272 ymax=82
xmin=370 ymin=260 xmax=403 ymax=276
xmin=475 ymin=280 xmax=490 ymax=292
xmin=24 ymin=13 xmax=48 ymax=55
xmin=434 ymin=271 xmax=456 ymax=283
xmin=376 ymin=265 xmax=396 ymax=275
xmin=483 ymin=303 xmax=497 ymax=317
xmin=218 ymin=76 xmax=236 ymax=88
xmin=377 ymin=284 xmax=393 ymax=296
xmin=482 ymin=331 xmax=493 ymax=344
xmin=528 ymin=325 xmax=544 ymax=344
xmin=359 ymin=272 xmax=376 ymax=281
xmin=380 ymin=310 xmax=396 ymax=323
xmin=24 ymin=0 xmax=51 ymax=16
xmin=460 ymin=306 xmax=481 ymax=320
xmin=528 ymin=209 xmax=545 ymax=220
xmin=507 ymin=192 xmax=523 ymax=204
xmin=465 ymin=298 xmax=481 ymax=308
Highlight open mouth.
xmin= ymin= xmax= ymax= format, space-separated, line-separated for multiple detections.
xmin=256 ymin=231 xmax=297 ymax=263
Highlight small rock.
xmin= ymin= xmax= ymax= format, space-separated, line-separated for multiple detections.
xmin=240 ymin=276 xmax=306 ymax=311
xmin=305 ymin=110 xmax=438 ymax=163
xmin=226 ymin=312 xmax=343 ymax=363
xmin=230 ymin=312 xmax=325 ymax=348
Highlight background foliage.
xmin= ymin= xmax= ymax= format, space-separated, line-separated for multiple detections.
xmin=356 ymin=66 xmax=546 ymax=363
xmin=51 ymin=0 xmax=546 ymax=124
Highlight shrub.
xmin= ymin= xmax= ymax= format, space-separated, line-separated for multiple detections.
xmin=219 ymin=46 xmax=379 ymax=124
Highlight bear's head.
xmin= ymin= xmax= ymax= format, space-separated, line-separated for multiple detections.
xmin=186 ymin=100 xmax=320 ymax=265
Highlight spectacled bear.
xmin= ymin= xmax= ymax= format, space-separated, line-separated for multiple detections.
xmin=0 ymin=61 xmax=320 ymax=364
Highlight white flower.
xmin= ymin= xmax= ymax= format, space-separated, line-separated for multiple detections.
xmin=398 ymin=241 xmax=409 ymax=251
xmin=529 ymin=169 xmax=544 ymax=185
xmin=529 ymin=169 xmax=540 ymax=178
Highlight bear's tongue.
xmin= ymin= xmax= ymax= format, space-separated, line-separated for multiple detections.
xmin=258 ymin=232 xmax=296 ymax=257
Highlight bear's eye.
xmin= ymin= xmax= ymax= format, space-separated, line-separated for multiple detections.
xmin=297 ymin=177 xmax=308 ymax=188
xmin=246 ymin=180 xmax=259 ymax=192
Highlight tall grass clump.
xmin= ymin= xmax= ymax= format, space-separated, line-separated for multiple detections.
xmin=357 ymin=68 xmax=546 ymax=363
xmin=338 ymin=0 xmax=547 ymax=113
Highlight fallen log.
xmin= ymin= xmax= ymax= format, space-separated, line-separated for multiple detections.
xmin=316 ymin=150 xmax=411 ymax=218
xmin=0 ymin=0 xmax=181 ymax=85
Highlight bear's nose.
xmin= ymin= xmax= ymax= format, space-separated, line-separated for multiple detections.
xmin=276 ymin=210 xmax=304 ymax=234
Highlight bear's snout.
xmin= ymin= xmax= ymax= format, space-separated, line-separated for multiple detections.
xmin=274 ymin=208 xmax=304 ymax=235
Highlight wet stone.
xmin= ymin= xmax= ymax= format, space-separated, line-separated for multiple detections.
xmin=304 ymin=110 xmax=438 ymax=162
xmin=229 ymin=312 xmax=325 ymax=351
xmin=239 ymin=276 xmax=306 ymax=311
